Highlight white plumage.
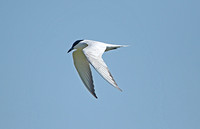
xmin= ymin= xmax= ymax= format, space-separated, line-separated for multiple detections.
xmin=68 ymin=39 xmax=127 ymax=98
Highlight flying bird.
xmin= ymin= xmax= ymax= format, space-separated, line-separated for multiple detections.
xmin=68 ymin=39 xmax=127 ymax=98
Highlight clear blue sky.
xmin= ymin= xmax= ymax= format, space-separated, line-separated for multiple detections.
xmin=0 ymin=0 xmax=199 ymax=129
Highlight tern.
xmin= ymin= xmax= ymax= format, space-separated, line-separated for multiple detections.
xmin=68 ymin=39 xmax=127 ymax=98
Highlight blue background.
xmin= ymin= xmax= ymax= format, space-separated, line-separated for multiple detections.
xmin=0 ymin=0 xmax=199 ymax=129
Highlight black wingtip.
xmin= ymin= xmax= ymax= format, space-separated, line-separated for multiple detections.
xmin=93 ymin=94 xmax=98 ymax=99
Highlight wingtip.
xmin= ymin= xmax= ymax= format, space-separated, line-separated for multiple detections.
xmin=93 ymin=94 xmax=98 ymax=99
xmin=91 ymin=92 xmax=98 ymax=99
xmin=117 ymin=87 xmax=123 ymax=92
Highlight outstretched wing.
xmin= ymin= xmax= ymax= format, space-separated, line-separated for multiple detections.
xmin=72 ymin=50 xmax=97 ymax=98
xmin=83 ymin=44 xmax=122 ymax=91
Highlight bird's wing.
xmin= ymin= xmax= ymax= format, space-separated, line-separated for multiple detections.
xmin=83 ymin=45 xmax=122 ymax=91
xmin=105 ymin=45 xmax=128 ymax=52
xmin=72 ymin=50 xmax=97 ymax=98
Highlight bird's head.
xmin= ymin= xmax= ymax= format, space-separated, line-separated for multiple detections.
xmin=67 ymin=39 xmax=84 ymax=53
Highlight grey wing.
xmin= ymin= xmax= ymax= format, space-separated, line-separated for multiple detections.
xmin=83 ymin=46 xmax=122 ymax=91
xmin=72 ymin=50 xmax=97 ymax=98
